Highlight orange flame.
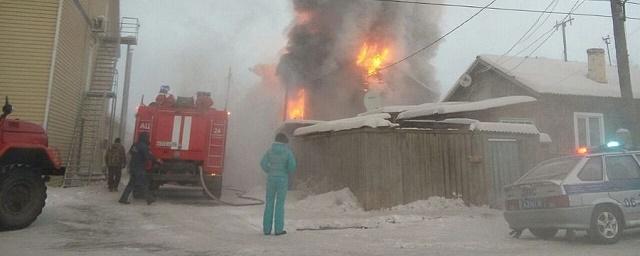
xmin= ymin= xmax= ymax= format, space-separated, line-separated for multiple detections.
xmin=356 ymin=43 xmax=390 ymax=76
xmin=287 ymin=89 xmax=306 ymax=120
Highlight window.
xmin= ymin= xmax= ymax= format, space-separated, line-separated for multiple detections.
xmin=500 ymin=118 xmax=535 ymax=125
xmin=574 ymin=112 xmax=604 ymax=148
xmin=605 ymin=155 xmax=640 ymax=180
xmin=578 ymin=157 xmax=603 ymax=181
xmin=520 ymin=157 xmax=581 ymax=183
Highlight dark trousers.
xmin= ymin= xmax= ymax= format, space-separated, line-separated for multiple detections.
xmin=107 ymin=166 xmax=122 ymax=190
xmin=119 ymin=170 xmax=154 ymax=203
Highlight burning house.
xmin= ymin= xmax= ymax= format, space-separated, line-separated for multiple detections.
xmin=277 ymin=0 xmax=443 ymax=121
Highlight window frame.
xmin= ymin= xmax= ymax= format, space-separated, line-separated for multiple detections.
xmin=573 ymin=112 xmax=605 ymax=148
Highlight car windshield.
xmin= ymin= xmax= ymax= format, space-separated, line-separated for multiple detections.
xmin=518 ymin=157 xmax=582 ymax=183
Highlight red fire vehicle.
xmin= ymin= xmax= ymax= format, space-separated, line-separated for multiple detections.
xmin=0 ymin=97 xmax=65 ymax=230
xmin=133 ymin=91 xmax=227 ymax=199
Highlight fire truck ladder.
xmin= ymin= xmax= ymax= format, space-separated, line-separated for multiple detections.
xmin=200 ymin=119 xmax=264 ymax=206
xmin=63 ymin=41 xmax=119 ymax=187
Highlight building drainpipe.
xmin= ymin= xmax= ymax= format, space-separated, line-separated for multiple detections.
xmin=43 ymin=0 xmax=65 ymax=129
xmin=120 ymin=44 xmax=134 ymax=142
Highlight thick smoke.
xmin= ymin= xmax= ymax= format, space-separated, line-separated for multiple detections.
xmin=277 ymin=0 xmax=443 ymax=120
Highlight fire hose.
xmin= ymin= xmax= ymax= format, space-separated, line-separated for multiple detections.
xmin=199 ymin=167 xmax=264 ymax=206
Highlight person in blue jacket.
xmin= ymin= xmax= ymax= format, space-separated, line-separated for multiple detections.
xmin=261 ymin=133 xmax=297 ymax=236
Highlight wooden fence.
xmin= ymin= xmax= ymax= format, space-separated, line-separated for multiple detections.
xmin=290 ymin=127 xmax=541 ymax=210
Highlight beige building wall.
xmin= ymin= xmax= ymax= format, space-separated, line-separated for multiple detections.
xmin=0 ymin=0 xmax=120 ymax=165
xmin=0 ymin=0 xmax=59 ymax=124
xmin=46 ymin=0 xmax=95 ymax=164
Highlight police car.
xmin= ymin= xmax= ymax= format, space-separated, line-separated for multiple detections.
xmin=504 ymin=144 xmax=640 ymax=244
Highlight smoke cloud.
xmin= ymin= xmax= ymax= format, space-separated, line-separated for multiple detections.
xmin=277 ymin=0 xmax=443 ymax=120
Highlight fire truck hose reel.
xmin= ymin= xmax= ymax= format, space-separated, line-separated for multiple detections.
xmin=199 ymin=167 xmax=264 ymax=206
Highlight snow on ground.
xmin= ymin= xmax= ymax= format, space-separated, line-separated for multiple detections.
xmin=2 ymin=185 xmax=640 ymax=256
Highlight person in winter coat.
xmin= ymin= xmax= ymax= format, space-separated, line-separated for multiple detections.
xmin=105 ymin=138 xmax=127 ymax=192
xmin=260 ymin=133 xmax=297 ymax=236
xmin=119 ymin=132 xmax=160 ymax=205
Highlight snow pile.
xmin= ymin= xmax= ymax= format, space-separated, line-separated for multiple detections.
xmin=539 ymin=132 xmax=552 ymax=143
xmin=402 ymin=118 xmax=540 ymax=135
xmin=389 ymin=197 xmax=468 ymax=213
xmin=294 ymin=113 xmax=397 ymax=136
xmin=357 ymin=105 xmax=419 ymax=116
xmin=397 ymin=96 xmax=536 ymax=120
xmin=477 ymin=55 xmax=640 ymax=98
xmin=292 ymin=188 xmax=363 ymax=213
xmin=470 ymin=122 xmax=540 ymax=135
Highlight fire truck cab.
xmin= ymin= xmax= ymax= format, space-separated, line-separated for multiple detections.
xmin=134 ymin=91 xmax=227 ymax=198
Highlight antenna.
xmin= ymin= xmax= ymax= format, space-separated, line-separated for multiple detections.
xmin=224 ymin=67 xmax=232 ymax=111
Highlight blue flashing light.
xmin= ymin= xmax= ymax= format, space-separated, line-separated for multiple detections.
xmin=607 ymin=141 xmax=621 ymax=148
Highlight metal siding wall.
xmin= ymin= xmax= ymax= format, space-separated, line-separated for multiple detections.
xmin=47 ymin=0 xmax=92 ymax=164
xmin=0 ymin=0 xmax=58 ymax=124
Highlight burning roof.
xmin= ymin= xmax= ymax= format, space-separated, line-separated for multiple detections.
xmin=277 ymin=0 xmax=443 ymax=121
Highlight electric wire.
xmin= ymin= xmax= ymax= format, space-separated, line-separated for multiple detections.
xmin=509 ymin=0 xmax=587 ymax=71
xmin=494 ymin=0 xmax=559 ymax=65
xmin=366 ymin=0 xmax=640 ymax=20
xmin=375 ymin=0 xmax=498 ymax=73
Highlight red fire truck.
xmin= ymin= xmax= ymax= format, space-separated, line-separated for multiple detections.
xmin=133 ymin=91 xmax=227 ymax=199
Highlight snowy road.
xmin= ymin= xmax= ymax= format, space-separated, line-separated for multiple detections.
xmin=2 ymin=186 xmax=640 ymax=256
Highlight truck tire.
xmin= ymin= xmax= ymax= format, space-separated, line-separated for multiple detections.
xmin=589 ymin=205 xmax=622 ymax=244
xmin=202 ymin=175 xmax=222 ymax=199
xmin=529 ymin=228 xmax=558 ymax=240
xmin=0 ymin=166 xmax=46 ymax=230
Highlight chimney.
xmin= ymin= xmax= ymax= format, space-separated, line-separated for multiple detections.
xmin=587 ymin=48 xmax=607 ymax=83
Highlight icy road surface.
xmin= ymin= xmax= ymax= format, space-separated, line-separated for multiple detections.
xmin=2 ymin=186 xmax=640 ymax=256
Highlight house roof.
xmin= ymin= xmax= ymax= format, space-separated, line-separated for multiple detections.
xmin=396 ymin=96 xmax=537 ymax=120
xmin=445 ymin=55 xmax=640 ymax=100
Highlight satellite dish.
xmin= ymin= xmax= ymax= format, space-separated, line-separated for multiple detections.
xmin=364 ymin=89 xmax=383 ymax=111
xmin=459 ymin=74 xmax=472 ymax=88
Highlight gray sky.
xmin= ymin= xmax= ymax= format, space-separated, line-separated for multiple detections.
xmin=117 ymin=0 xmax=640 ymax=119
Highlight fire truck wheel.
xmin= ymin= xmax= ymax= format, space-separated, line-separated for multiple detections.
xmin=0 ymin=166 xmax=46 ymax=230
xmin=203 ymin=175 xmax=222 ymax=199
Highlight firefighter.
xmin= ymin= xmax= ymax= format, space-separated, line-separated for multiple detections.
xmin=260 ymin=133 xmax=297 ymax=236
xmin=119 ymin=132 xmax=160 ymax=205
xmin=105 ymin=138 xmax=127 ymax=192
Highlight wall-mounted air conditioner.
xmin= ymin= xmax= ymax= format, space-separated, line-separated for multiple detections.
xmin=92 ymin=16 xmax=106 ymax=32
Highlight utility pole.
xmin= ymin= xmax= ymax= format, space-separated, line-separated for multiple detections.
xmin=610 ymin=0 xmax=633 ymax=99
xmin=554 ymin=16 xmax=574 ymax=62
xmin=224 ymin=67 xmax=232 ymax=111
xmin=602 ymin=35 xmax=613 ymax=66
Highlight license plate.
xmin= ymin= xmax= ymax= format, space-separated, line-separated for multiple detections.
xmin=520 ymin=198 xmax=543 ymax=209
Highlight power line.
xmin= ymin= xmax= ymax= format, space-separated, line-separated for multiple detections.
xmin=508 ymin=0 xmax=585 ymax=61
xmin=376 ymin=0 xmax=498 ymax=73
xmin=366 ymin=0 xmax=640 ymax=21
xmin=496 ymin=0 xmax=559 ymax=64
xmin=509 ymin=0 xmax=586 ymax=71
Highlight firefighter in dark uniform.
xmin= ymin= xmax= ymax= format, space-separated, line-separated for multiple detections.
xmin=119 ymin=132 xmax=160 ymax=205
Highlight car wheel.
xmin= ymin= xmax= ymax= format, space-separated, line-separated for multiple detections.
xmin=529 ymin=228 xmax=558 ymax=240
xmin=590 ymin=206 xmax=622 ymax=244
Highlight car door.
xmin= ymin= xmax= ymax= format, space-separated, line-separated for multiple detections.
xmin=605 ymin=154 xmax=640 ymax=221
